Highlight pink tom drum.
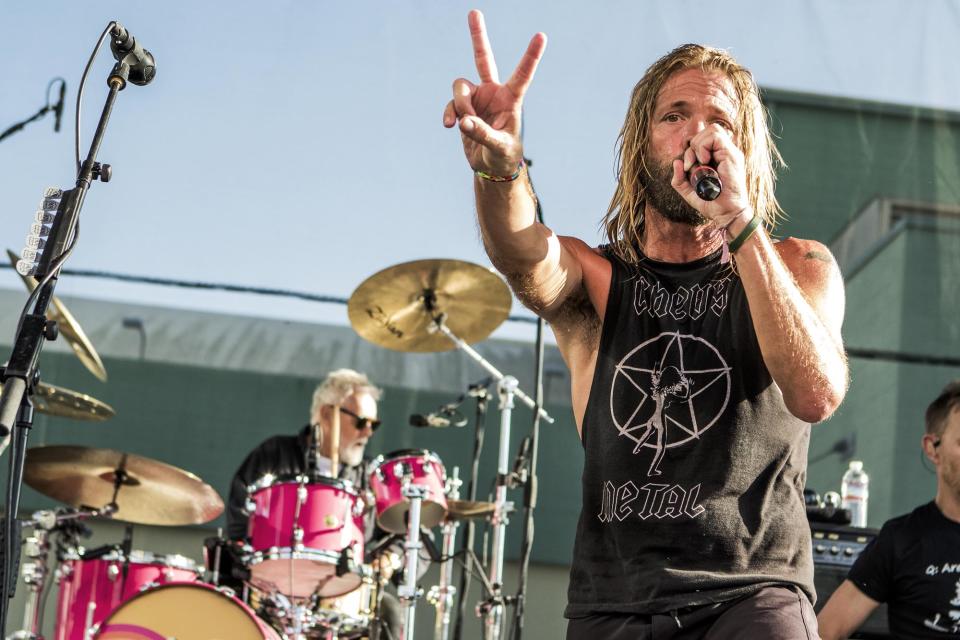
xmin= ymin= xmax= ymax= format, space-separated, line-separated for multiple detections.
xmin=55 ymin=549 xmax=198 ymax=640
xmin=368 ymin=449 xmax=448 ymax=533
xmin=245 ymin=474 xmax=365 ymax=599
xmin=96 ymin=581 xmax=280 ymax=640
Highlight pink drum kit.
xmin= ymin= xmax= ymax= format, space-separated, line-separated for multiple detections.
xmin=10 ymin=443 xmax=497 ymax=640
xmin=6 ymin=258 xmax=552 ymax=640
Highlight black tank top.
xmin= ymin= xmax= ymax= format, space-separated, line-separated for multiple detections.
xmin=565 ymin=247 xmax=814 ymax=617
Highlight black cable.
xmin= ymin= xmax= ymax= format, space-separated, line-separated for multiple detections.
xmin=0 ymin=263 xmax=542 ymax=325
xmin=509 ymin=154 xmax=548 ymax=640
xmin=0 ymin=77 xmax=64 ymax=144
xmin=75 ymin=22 xmax=116 ymax=174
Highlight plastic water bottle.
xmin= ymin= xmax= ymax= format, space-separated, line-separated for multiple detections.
xmin=841 ymin=460 xmax=869 ymax=527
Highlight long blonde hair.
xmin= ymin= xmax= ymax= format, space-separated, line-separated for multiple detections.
xmin=602 ymin=44 xmax=784 ymax=264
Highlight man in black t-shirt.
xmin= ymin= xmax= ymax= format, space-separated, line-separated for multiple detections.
xmin=819 ymin=381 xmax=960 ymax=639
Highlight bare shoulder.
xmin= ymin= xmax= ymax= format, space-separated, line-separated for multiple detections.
xmin=557 ymin=236 xmax=612 ymax=320
xmin=546 ymin=237 xmax=611 ymax=352
xmin=773 ymin=236 xmax=845 ymax=337
xmin=774 ymin=236 xmax=842 ymax=288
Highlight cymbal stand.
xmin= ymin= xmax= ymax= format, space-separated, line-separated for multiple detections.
xmin=428 ymin=467 xmax=462 ymax=640
xmin=398 ymin=469 xmax=428 ymax=640
xmin=426 ymin=315 xmax=553 ymax=426
xmin=424 ymin=314 xmax=552 ymax=640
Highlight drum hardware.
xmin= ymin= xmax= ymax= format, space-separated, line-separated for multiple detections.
xmin=398 ymin=483 xmax=429 ymax=640
xmin=427 ymin=467 xmax=462 ymax=640
xmin=5 ymin=507 xmax=102 ymax=640
xmin=6 ymin=249 xmax=109 ymax=383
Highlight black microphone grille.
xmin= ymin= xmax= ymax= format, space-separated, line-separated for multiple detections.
xmin=409 ymin=414 xmax=430 ymax=427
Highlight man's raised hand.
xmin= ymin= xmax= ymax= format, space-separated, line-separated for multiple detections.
xmin=442 ymin=10 xmax=546 ymax=176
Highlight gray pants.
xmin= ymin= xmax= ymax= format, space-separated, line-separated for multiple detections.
xmin=566 ymin=586 xmax=818 ymax=640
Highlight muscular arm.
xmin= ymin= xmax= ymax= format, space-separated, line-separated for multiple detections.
xmin=735 ymin=227 xmax=848 ymax=423
xmin=475 ymin=177 xmax=585 ymax=318
xmin=817 ymin=580 xmax=881 ymax=640
xmin=672 ymin=124 xmax=848 ymax=423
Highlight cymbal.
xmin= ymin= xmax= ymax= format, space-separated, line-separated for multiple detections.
xmin=347 ymin=259 xmax=512 ymax=353
xmin=446 ymin=499 xmax=497 ymax=521
xmin=24 ymin=445 xmax=224 ymax=526
xmin=32 ymin=382 xmax=115 ymax=421
xmin=0 ymin=381 xmax=114 ymax=421
xmin=7 ymin=249 xmax=108 ymax=382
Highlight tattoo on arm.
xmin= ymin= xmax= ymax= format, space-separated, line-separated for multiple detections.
xmin=804 ymin=250 xmax=833 ymax=263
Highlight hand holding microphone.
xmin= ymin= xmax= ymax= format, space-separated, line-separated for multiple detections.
xmin=689 ymin=162 xmax=721 ymax=201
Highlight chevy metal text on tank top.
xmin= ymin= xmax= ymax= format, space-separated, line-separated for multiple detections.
xmin=565 ymin=246 xmax=814 ymax=617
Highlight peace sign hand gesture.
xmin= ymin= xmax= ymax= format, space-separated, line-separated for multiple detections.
xmin=442 ymin=10 xmax=547 ymax=176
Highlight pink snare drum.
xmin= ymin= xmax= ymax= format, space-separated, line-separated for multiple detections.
xmin=96 ymin=581 xmax=280 ymax=640
xmin=369 ymin=449 xmax=448 ymax=533
xmin=246 ymin=475 xmax=365 ymax=599
xmin=55 ymin=549 xmax=198 ymax=640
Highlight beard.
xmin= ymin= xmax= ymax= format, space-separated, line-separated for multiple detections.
xmin=340 ymin=442 xmax=366 ymax=467
xmin=642 ymin=159 xmax=707 ymax=226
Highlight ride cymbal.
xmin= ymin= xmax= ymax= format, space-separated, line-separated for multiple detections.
xmin=24 ymin=445 xmax=224 ymax=526
xmin=347 ymin=259 xmax=511 ymax=353
xmin=6 ymin=249 xmax=108 ymax=382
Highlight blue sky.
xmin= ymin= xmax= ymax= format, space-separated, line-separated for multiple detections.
xmin=2 ymin=0 xmax=959 ymax=342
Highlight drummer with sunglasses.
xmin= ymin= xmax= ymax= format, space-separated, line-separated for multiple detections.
xmin=225 ymin=368 xmax=403 ymax=638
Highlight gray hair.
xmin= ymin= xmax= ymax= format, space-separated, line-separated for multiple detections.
xmin=310 ymin=368 xmax=382 ymax=421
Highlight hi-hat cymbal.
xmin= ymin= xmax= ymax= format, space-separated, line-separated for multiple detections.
xmin=7 ymin=249 xmax=108 ymax=382
xmin=24 ymin=445 xmax=224 ymax=526
xmin=32 ymin=382 xmax=115 ymax=421
xmin=446 ymin=499 xmax=497 ymax=521
xmin=0 ymin=381 xmax=114 ymax=421
xmin=347 ymin=259 xmax=512 ymax=353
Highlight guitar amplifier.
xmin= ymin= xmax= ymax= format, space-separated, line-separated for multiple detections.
xmin=811 ymin=523 xmax=890 ymax=639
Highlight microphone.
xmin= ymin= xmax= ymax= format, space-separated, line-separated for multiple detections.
xmin=410 ymin=413 xmax=453 ymax=428
xmin=689 ymin=163 xmax=721 ymax=201
xmin=110 ymin=23 xmax=157 ymax=86
xmin=53 ymin=80 xmax=65 ymax=132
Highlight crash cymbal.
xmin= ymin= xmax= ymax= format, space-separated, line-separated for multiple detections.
xmin=347 ymin=259 xmax=512 ymax=353
xmin=446 ymin=499 xmax=497 ymax=521
xmin=24 ymin=445 xmax=224 ymax=526
xmin=7 ymin=249 xmax=108 ymax=382
xmin=0 ymin=381 xmax=114 ymax=421
xmin=32 ymin=382 xmax=115 ymax=421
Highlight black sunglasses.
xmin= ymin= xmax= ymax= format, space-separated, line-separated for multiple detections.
xmin=339 ymin=407 xmax=382 ymax=432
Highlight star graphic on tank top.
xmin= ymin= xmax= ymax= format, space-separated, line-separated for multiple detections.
xmin=610 ymin=331 xmax=731 ymax=468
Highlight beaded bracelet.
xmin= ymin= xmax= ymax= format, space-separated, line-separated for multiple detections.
xmin=728 ymin=215 xmax=761 ymax=254
xmin=475 ymin=160 xmax=525 ymax=183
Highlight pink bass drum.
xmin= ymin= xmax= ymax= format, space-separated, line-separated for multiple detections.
xmin=96 ymin=581 xmax=280 ymax=640
xmin=368 ymin=449 xmax=448 ymax=533
xmin=55 ymin=549 xmax=198 ymax=640
xmin=245 ymin=474 xmax=365 ymax=598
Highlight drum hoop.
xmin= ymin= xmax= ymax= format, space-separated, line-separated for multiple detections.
xmin=72 ymin=548 xmax=196 ymax=571
xmin=246 ymin=547 xmax=344 ymax=566
xmin=98 ymin=581 xmax=264 ymax=638
xmin=247 ymin=473 xmax=359 ymax=496
xmin=370 ymin=449 xmax=443 ymax=470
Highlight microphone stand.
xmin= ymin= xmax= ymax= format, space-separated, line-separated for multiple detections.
xmin=0 ymin=56 xmax=135 ymax=635
xmin=509 ymin=158 xmax=548 ymax=640
xmin=453 ymin=381 xmax=490 ymax=640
